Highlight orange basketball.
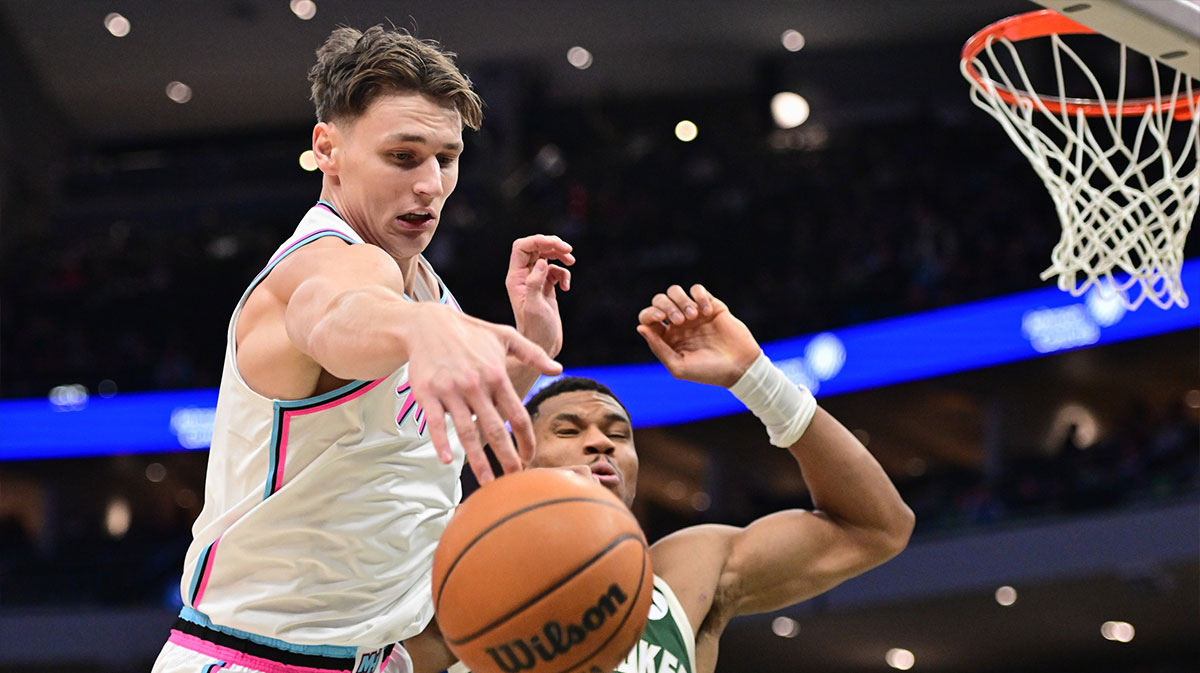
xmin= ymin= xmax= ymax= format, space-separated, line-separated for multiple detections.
xmin=432 ymin=468 xmax=653 ymax=673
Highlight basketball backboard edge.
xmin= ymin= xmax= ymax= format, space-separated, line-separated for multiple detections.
xmin=1030 ymin=0 xmax=1200 ymax=79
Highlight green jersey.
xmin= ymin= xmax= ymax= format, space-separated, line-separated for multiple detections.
xmin=613 ymin=574 xmax=696 ymax=673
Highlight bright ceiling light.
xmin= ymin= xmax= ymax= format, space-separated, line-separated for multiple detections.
xmin=299 ymin=150 xmax=318 ymax=171
xmin=567 ymin=46 xmax=593 ymax=70
xmin=1101 ymin=621 xmax=1135 ymax=643
xmin=290 ymin=0 xmax=317 ymax=20
xmin=675 ymin=120 xmax=698 ymax=142
xmin=166 ymin=81 xmax=193 ymax=104
xmin=104 ymin=12 xmax=131 ymax=37
xmin=782 ymin=29 xmax=805 ymax=52
xmin=995 ymin=585 xmax=1017 ymax=606
xmin=106 ymin=497 xmax=131 ymax=538
xmin=771 ymin=92 xmax=810 ymax=129
xmin=771 ymin=616 xmax=799 ymax=638
xmin=886 ymin=648 xmax=915 ymax=670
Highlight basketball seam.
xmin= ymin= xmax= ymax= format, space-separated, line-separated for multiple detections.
xmin=434 ymin=496 xmax=639 ymax=611
xmin=443 ymin=532 xmax=647 ymax=646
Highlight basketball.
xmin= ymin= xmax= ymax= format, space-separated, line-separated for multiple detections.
xmin=432 ymin=468 xmax=653 ymax=673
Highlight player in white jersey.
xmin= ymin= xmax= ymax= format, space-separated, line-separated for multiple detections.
xmin=404 ymin=284 xmax=915 ymax=673
xmin=153 ymin=26 xmax=573 ymax=673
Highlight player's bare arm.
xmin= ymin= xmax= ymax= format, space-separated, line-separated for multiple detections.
xmin=504 ymin=234 xmax=574 ymax=398
xmin=236 ymin=237 xmax=563 ymax=483
xmin=638 ymin=284 xmax=915 ymax=671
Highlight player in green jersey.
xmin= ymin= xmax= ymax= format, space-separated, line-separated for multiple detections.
xmin=405 ymin=283 xmax=915 ymax=673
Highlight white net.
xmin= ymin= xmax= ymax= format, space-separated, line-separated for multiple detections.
xmin=963 ymin=31 xmax=1199 ymax=309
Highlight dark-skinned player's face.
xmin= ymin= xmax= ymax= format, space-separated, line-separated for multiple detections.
xmin=530 ymin=391 xmax=638 ymax=507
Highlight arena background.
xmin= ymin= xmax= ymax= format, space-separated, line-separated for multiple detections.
xmin=0 ymin=1 xmax=1196 ymax=672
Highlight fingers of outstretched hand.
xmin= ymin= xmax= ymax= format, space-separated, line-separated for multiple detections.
xmin=544 ymin=264 xmax=571 ymax=292
xmin=637 ymin=305 xmax=668 ymax=327
xmin=510 ymin=235 xmax=575 ymax=267
xmin=467 ymin=388 xmax=522 ymax=478
xmin=440 ymin=395 xmax=494 ymax=482
xmin=636 ymin=323 xmax=682 ymax=369
xmin=651 ymin=292 xmax=686 ymax=325
xmin=421 ymin=398 xmax=454 ymax=465
xmin=495 ymin=385 xmax=537 ymax=466
xmin=498 ymin=324 xmax=563 ymax=375
xmin=666 ymin=284 xmax=700 ymax=319
xmin=689 ymin=283 xmax=716 ymax=315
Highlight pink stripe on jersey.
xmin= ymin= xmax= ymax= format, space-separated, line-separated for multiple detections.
xmin=167 ymin=630 xmax=353 ymax=673
xmin=273 ymin=377 xmax=389 ymax=493
xmin=192 ymin=535 xmax=223 ymax=607
xmin=293 ymin=378 xmax=389 ymax=417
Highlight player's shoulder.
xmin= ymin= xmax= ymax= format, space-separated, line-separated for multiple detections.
xmin=649 ymin=524 xmax=739 ymax=592
xmin=650 ymin=523 xmax=739 ymax=559
xmin=264 ymin=238 xmax=400 ymax=298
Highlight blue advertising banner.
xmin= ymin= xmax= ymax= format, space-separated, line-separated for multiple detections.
xmin=2 ymin=261 xmax=1196 ymax=460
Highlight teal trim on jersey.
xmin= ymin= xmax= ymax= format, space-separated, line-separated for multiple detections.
xmin=246 ymin=222 xmax=365 ymax=501
xmin=186 ymin=540 xmax=215 ymax=606
xmin=262 ymin=377 xmax=376 ymax=500
xmin=179 ymin=607 xmax=359 ymax=659
xmin=316 ymin=199 xmax=341 ymax=217
xmin=244 ymin=229 xmax=357 ymax=297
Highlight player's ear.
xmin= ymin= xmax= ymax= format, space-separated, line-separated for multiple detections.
xmin=312 ymin=122 xmax=339 ymax=176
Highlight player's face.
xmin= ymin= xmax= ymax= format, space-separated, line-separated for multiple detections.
xmin=324 ymin=92 xmax=463 ymax=262
xmin=531 ymin=391 xmax=639 ymax=507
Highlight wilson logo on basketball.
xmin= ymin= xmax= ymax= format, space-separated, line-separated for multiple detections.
xmin=485 ymin=583 xmax=628 ymax=672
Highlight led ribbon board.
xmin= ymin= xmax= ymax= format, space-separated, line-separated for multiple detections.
xmin=2 ymin=261 xmax=1196 ymax=460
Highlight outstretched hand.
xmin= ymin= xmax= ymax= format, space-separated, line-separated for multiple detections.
xmin=405 ymin=305 xmax=562 ymax=484
xmin=636 ymin=284 xmax=762 ymax=388
xmin=506 ymin=235 xmax=574 ymax=358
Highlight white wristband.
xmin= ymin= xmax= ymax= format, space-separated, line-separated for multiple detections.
xmin=729 ymin=353 xmax=817 ymax=448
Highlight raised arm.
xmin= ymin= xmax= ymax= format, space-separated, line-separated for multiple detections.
xmin=503 ymin=235 xmax=574 ymax=398
xmin=238 ymin=238 xmax=562 ymax=483
xmin=637 ymin=284 xmax=914 ymax=634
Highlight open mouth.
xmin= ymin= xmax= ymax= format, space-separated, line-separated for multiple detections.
xmin=396 ymin=212 xmax=435 ymax=228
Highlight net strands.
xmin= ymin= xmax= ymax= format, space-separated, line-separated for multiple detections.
xmin=962 ymin=24 xmax=1199 ymax=309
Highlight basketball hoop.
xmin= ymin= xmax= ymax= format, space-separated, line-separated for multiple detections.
xmin=962 ymin=9 xmax=1199 ymax=309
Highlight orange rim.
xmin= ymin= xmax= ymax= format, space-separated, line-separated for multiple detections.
xmin=961 ymin=9 xmax=1199 ymax=120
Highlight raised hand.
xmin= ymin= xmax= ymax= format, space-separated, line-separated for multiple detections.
xmin=505 ymin=235 xmax=574 ymax=358
xmin=405 ymin=303 xmax=562 ymax=484
xmin=635 ymin=284 xmax=761 ymax=388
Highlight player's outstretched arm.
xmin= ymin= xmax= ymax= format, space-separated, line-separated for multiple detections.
xmin=246 ymin=239 xmax=561 ymax=483
xmin=638 ymin=284 xmax=914 ymax=634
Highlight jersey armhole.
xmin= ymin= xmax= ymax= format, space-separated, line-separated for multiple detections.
xmin=654 ymin=574 xmax=698 ymax=670
xmin=229 ymin=230 xmax=359 ymax=401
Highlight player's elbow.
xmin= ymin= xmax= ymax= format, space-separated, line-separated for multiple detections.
xmin=873 ymin=503 xmax=915 ymax=561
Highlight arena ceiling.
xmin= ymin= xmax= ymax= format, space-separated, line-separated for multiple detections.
xmin=1 ymin=0 xmax=1030 ymax=142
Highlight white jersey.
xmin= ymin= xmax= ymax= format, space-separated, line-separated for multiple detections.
xmin=178 ymin=201 xmax=466 ymax=650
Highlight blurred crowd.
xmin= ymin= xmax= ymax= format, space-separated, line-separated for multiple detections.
xmin=2 ymin=105 xmax=1196 ymax=612
xmin=2 ymin=111 xmax=1086 ymax=398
